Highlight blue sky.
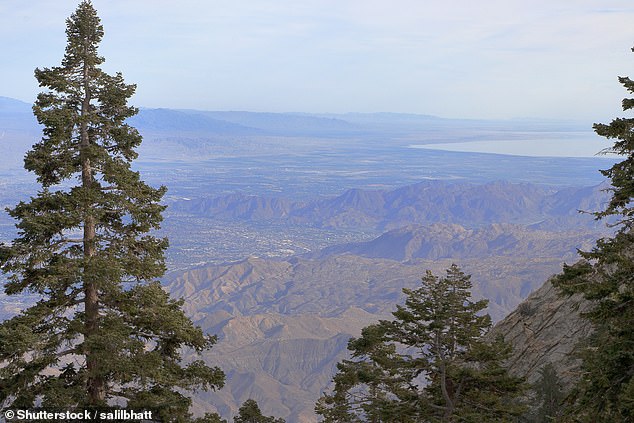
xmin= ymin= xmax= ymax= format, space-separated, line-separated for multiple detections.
xmin=2 ymin=0 xmax=634 ymax=120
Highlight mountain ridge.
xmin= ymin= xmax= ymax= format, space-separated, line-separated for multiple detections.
xmin=0 ymin=95 xmax=591 ymax=136
xmin=170 ymin=180 xmax=612 ymax=231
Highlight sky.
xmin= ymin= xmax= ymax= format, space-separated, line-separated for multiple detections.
xmin=2 ymin=0 xmax=634 ymax=120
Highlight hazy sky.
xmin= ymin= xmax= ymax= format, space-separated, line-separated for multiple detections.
xmin=2 ymin=0 xmax=634 ymax=120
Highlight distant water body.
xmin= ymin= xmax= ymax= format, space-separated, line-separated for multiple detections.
xmin=410 ymin=136 xmax=617 ymax=158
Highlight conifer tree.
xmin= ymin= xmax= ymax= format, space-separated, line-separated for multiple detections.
xmin=554 ymin=46 xmax=634 ymax=422
xmin=527 ymin=363 xmax=564 ymax=422
xmin=234 ymin=399 xmax=285 ymax=423
xmin=0 ymin=2 xmax=224 ymax=419
xmin=316 ymin=323 xmax=417 ymax=422
xmin=316 ymin=265 xmax=526 ymax=422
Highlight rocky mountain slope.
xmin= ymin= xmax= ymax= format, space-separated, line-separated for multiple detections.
xmin=490 ymin=277 xmax=593 ymax=389
xmin=165 ymin=223 xmax=596 ymax=422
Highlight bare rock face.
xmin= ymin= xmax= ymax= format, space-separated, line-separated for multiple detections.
xmin=490 ymin=277 xmax=594 ymax=389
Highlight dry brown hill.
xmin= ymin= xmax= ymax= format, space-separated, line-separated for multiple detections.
xmin=166 ymin=222 xmax=596 ymax=421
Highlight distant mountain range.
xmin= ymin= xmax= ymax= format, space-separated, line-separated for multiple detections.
xmin=128 ymin=108 xmax=262 ymax=135
xmin=312 ymin=223 xmax=597 ymax=261
xmin=0 ymin=95 xmax=589 ymax=139
xmin=0 ymin=96 xmax=441 ymax=137
xmin=181 ymin=110 xmax=359 ymax=136
xmin=170 ymin=180 xmax=613 ymax=231
xmin=0 ymin=96 xmax=33 ymax=116
xmin=159 ymin=179 xmax=611 ymax=421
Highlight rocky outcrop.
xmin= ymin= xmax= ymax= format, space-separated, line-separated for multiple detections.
xmin=490 ymin=277 xmax=593 ymax=389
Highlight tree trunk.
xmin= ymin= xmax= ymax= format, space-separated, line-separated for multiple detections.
xmin=81 ymin=61 xmax=105 ymax=405
xmin=437 ymin=331 xmax=454 ymax=421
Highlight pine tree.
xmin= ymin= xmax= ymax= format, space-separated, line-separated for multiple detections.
xmin=526 ymin=363 xmax=564 ymax=422
xmin=315 ymin=323 xmax=417 ymax=422
xmin=553 ymin=46 xmax=634 ymax=422
xmin=316 ymin=265 xmax=526 ymax=422
xmin=0 ymin=2 xmax=224 ymax=420
xmin=233 ymin=399 xmax=285 ymax=423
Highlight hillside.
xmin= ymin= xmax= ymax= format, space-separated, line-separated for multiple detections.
xmin=164 ymin=222 xmax=596 ymax=421
xmin=490 ymin=277 xmax=593 ymax=389
xmin=170 ymin=180 xmax=613 ymax=232
xmin=312 ymin=223 xmax=597 ymax=261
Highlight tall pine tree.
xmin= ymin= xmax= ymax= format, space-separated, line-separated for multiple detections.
xmin=316 ymin=265 xmax=526 ymax=422
xmin=0 ymin=2 xmax=224 ymax=420
xmin=554 ymin=46 xmax=634 ymax=422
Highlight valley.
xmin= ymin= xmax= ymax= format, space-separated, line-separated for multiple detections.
xmin=0 ymin=97 xmax=619 ymax=421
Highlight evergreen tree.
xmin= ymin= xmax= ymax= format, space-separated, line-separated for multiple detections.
xmin=553 ymin=46 xmax=634 ymax=422
xmin=316 ymin=265 xmax=526 ymax=422
xmin=526 ymin=363 xmax=564 ymax=422
xmin=195 ymin=413 xmax=228 ymax=423
xmin=234 ymin=399 xmax=285 ymax=423
xmin=315 ymin=323 xmax=417 ymax=422
xmin=0 ymin=2 xmax=224 ymax=420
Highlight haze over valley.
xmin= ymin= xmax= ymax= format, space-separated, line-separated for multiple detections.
xmin=0 ymin=95 xmax=619 ymax=420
